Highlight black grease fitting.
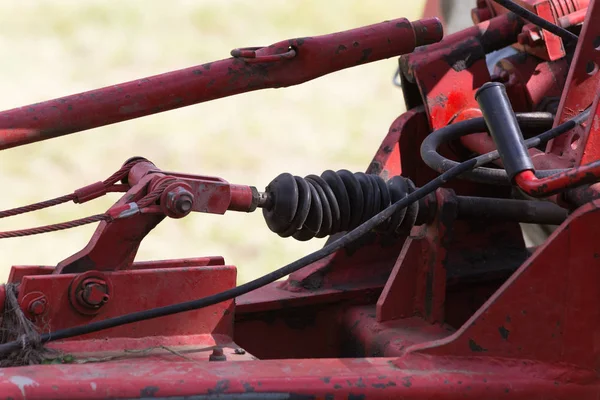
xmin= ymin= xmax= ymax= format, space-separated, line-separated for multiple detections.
xmin=383 ymin=145 xmax=393 ymax=154
xmin=192 ymin=69 xmax=203 ymax=75
xmin=469 ymin=338 xmax=488 ymax=352
xmin=352 ymin=41 xmax=359 ymax=48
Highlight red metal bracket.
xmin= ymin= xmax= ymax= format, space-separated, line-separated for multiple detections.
xmin=55 ymin=159 xmax=258 ymax=274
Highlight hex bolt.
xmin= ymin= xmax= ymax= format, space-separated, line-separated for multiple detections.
xmin=165 ymin=186 xmax=195 ymax=218
xmin=209 ymin=347 xmax=227 ymax=361
xmin=28 ymin=298 xmax=47 ymax=316
xmin=77 ymin=279 xmax=109 ymax=308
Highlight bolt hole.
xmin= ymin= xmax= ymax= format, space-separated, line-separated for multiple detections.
xmin=594 ymin=36 xmax=600 ymax=50
xmin=586 ymin=61 xmax=598 ymax=76
xmin=571 ymin=134 xmax=580 ymax=150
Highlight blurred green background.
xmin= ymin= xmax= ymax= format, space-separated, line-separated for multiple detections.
xmin=0 ymin=0 xmax=426 ymax=284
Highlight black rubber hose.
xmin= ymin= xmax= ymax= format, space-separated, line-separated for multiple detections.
xmin=476 ymin=82 xmax=534 ymax=181
xmin=492 ymin=0 xmax=579 ymax=43
xmin=420 ymin=110 xmax=590 ymax=185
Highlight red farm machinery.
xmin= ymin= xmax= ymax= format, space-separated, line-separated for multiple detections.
xmin=0 ymin=0 xmax=599 ymax=398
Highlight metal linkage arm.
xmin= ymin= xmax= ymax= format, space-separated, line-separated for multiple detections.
xmin=0 ymin=17 xmax=442 ymax=150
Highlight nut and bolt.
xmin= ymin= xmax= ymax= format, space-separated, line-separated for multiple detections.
xmin=165 ymin=186 xmax=194 ymax=218
xmin=77 ymin=278 xmax=110 ymax=308
xmin=209 ymin=347 xmax=227 ymax=361
xmin=27 ymin=296 xmax=47 ymax=316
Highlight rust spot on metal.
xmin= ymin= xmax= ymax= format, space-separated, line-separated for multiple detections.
xmin=469 ymin=338 xmax=487 ymax=352
xmin=140 ymin=386 xmax=159 ymax=397
xmin=372 ymin=381 xmax=397 ymax=389
xmin=336 ymin=44 xmax=348 ymax=54
xmin=498 ymin=325 xmax=510 ymax=340
xmin=208 ymin=380 xmax=230 ymax=394
xmin=358 ymin=49 xmax=373 ymax=64
xmin=348 ymin=395 xmax=366 ymax=400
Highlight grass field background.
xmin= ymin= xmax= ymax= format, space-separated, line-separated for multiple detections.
xmin=0 ymin=1 xmax=425 ymax=284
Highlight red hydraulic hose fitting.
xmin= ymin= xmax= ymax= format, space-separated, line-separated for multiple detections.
xmin=476 ymin=82 xmax=599 ymax=197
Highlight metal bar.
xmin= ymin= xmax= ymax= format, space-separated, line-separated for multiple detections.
xmin=0 ymin=17 xmax=442 ymax=150
xmin=456 ymin=196 xmax=568 ymax=224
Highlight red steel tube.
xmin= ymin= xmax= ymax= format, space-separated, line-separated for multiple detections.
xmin=514 ymin=163 xmax=600 ymax=196
xmin=558 ymin=8 xmax=588 ymax=27
xmin=0 ymin=17 xmax=442 ymax=150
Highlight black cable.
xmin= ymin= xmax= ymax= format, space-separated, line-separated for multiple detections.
xmin=420 ymin=109 xmax=591 ymax=185
xmin=492 ymin=0 xmax=579 ymax=43
xmin=0 ymin=108 xmax=589 ymax=356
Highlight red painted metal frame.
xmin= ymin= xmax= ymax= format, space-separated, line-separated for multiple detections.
xmin=8 ymin=258 xmax=235 ymax=340
xmin=2 ymin=203 xmax=599 ymax=398
xmin=4 ymin=4 xmax=600 ymax=400
xmin=548 ymin=0 xmax=600 ymax=164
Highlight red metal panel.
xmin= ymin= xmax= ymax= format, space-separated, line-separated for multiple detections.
xmin=411 ymin=200 xmax=600 ymax=370
xmin=16 ymin=263 xmax=236 ymax=339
